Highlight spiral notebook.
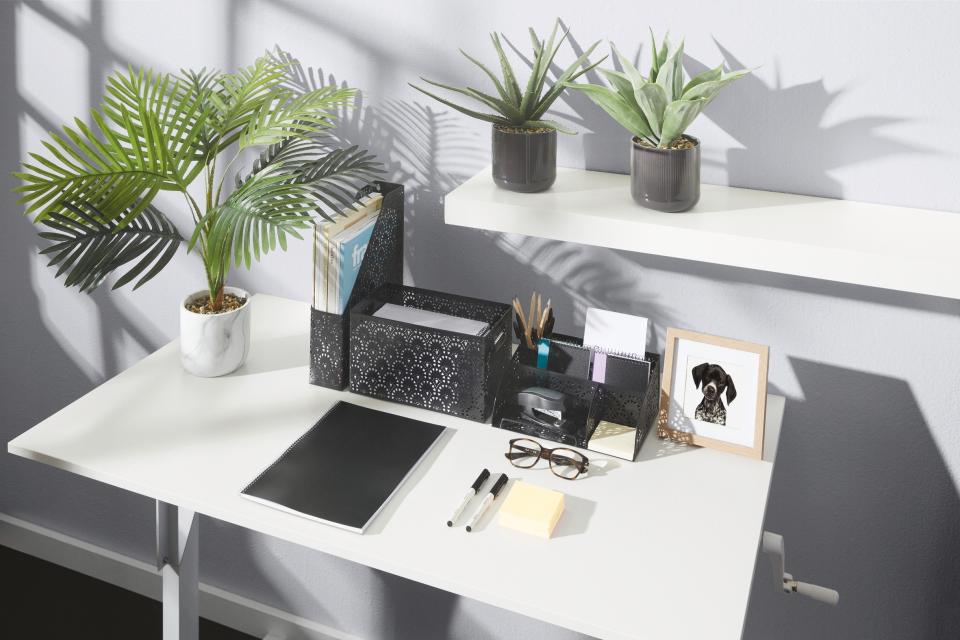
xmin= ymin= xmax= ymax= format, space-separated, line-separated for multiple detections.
xmin=242 ymin=402 xmax=446 ymax=533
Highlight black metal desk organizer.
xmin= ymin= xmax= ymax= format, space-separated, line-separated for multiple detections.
xmin=309 ymin=181 xmax=404 ymax=390
xmin=309 ymin=180 xmax=511 ymax=422
xmin=491 ymin=333 xmax=661 ymax=460
xmin=349 ymin=284 xmax=512 ymax=422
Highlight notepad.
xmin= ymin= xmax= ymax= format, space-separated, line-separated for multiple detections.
xmin=499 ymin=481 xmax=565 ymax=539
xmin=583 ymin=308 xmax=648 ymax=358
xmin=241 ymin=402 xmax=445 ymax=533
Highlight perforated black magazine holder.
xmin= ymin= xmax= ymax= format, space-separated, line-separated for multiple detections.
xmin=492 ymin=333 xmax=661 ymax=459
xmin=309 ymin=181 xmax=404 ymax=390
xmin=348 ymin=284 xmax=512 ymax=423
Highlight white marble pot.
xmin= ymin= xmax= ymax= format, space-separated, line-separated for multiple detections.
xmin=179 ymin=287 xmax=251 ymax=377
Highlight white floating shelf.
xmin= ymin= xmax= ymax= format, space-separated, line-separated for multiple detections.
xmin=445 ymin=167 xmax=960 ymax=300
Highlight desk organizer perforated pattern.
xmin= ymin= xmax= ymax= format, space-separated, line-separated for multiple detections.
xmin=349 ymin=284 xmax=512 ymax=422
xmin=309 ymin=182 xmax=404 ymax=390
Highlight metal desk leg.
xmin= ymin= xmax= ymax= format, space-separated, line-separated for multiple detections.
xmin=156 ymin=501 xmax=199 ymax=640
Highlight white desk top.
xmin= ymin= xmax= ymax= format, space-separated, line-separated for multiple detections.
xmin=445 ymin=167 xmax=960 ymax=300
xmin=8 ymin=295 xmax=784 ymax=640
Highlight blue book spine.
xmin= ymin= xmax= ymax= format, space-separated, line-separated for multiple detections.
xmin=337 ymin=220 xmax=377 ymax=313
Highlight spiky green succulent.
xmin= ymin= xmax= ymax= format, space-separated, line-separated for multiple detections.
xmin=567 ymin=31 xmax=748 ymax=148
xmin=410 ymin=19 xmax=606 ymax=133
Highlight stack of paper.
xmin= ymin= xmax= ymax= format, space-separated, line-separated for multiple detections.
xmin=313 ymin=193 xmax=383 ymax=313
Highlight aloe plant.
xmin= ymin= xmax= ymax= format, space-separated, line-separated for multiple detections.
xmin=567 ymin=31 xmax=748 ymax=148
xmin=13 ymin=51 xmax=381 ymax=311
xmin=410 ymin=19 xmax=605 ymax=133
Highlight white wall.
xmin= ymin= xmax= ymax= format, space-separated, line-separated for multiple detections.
xmin=2 ymin=1 xmax=959 ymax=638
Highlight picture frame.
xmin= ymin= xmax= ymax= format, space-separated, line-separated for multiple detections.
xmin=658 ymin=328 xmax=769 ymax=459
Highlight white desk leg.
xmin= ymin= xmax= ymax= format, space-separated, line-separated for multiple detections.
xmin=156 ymin=501 xmax=199 ymax=640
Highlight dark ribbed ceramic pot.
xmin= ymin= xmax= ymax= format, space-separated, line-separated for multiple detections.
xmin=630 ymin=135 xmax=700 ymax=212
xmin=491 ymin=125 xmax=556 ymax=193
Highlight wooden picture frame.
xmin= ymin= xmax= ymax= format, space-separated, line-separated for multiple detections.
xmin=658 ymin=328 xmax=769 ymax=459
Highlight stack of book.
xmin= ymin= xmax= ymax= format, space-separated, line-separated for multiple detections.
xmin=313 ymin=192 xmax=383 ymax=314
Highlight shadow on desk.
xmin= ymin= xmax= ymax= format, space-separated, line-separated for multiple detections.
xmin=365 ymin=427 xmax=455 ymax=536
xmin=228 ymin=334 xmax=308 ymax=376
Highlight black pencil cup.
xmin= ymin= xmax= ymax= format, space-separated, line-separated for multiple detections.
xmin=309 ymin=181 xmax=404 ymax=390
xmin=348 ymin=283 xmax=512 ymax=422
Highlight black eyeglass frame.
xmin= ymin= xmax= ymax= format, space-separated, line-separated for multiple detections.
xmin=504 ymin=437 xmax=590 ymax=479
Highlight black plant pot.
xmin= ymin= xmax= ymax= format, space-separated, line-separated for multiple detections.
xmin=491 ymin=125 xmax=556 ymax=193
xmin=630 ymin=135 xmax=700 ymax=212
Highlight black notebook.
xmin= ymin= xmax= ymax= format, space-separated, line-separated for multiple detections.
xmin=242 ymin=401 xmax=446 ymax=533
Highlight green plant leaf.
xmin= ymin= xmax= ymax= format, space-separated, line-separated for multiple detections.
xmin=408 ymin=83 xmax=511 ymax=126
xmin=599 ymin=69 xmax=642 ymax=111
xmin=37 ymin=201 xmax=182 ymax=292
xmin=240 ymin=85 xmax=355 ymax=148
xmin=211 ymin=54 xmax=290 ymax=149
xmin=611 ymin=42 xmax=645 ymax=91
xmin=199 ymin=144 xmax=382 ymax=275
xmin=648 ymin=30 xmax=672 ymax=81
xmin=491 ymin=33 xmax=522 ymax=107
xmin=530 ymin=39 xmax=605 ymax=121
xmin=459 ymin=48 xmax=510 ymax=102
xmin=634 ymin=82 xmax=669 ymax=138
xmin=659 ymin=97 xmax=707 ymax=147
xmin=656 ymin=38 xmax=686 ymax=102
xmin=681 ymin=68 xmax=750 ymax=103
xmin=681 ymin=65 xmax=722 ymax=97
xmin=14 ymin=103 xmax=177 ymax=224
xmin=418 ymin=77 xmax=523 ymax=122
xmin=565 ymin=82 xmax=654 ymax=141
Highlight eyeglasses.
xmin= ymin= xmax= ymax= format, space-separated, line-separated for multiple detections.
xmin=504 ymin=438 xmax=590 ymax=480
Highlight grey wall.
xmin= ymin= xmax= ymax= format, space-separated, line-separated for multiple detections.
xmin=2 ymin=1 xmax=959 ymax=638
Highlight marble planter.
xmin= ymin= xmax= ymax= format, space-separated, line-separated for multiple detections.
xmin=179 ymin=287 xmax=251 ymax=377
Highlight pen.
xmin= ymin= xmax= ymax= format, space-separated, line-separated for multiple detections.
xmin=447 ymin=468 xmax=490 ymax=527
xmin=466 ymin=473 xmax=508 ymax=532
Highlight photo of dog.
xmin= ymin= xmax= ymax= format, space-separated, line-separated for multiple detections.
xmin=691 ymin=362 xmax=737 ymax=425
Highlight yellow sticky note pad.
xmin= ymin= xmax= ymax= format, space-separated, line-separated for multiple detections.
xmin=498 ymin=481 xmax=565 ymax=538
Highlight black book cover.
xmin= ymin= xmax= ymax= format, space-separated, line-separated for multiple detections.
xmin=242 ymin=401 xmax=445 ymax=532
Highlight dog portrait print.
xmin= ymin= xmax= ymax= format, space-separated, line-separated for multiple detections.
xmin=690 ymin=362 xmax=737 ymax=426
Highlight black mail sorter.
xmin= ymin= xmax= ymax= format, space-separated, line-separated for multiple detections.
xmin=309 ymin=181 xmax=404 ymax=390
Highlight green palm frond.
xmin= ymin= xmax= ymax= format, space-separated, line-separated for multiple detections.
xmin=211 ymin=55 xmax=289 ymax=148
xmin=294 ymin=145 xmax=383 ymax=220
xmin=37 ymin=201 xmax=182 ymax=292
xmin=410 ymin=18 xmax=605 ymax=132
xmin=239 ymin=85 xmax=356 ymax=148
xmin=102 ymin=66 xmax=213 ymax=185
xmin=13 ymin=104 xmax=177 ymax=225
xmin=200 ymin=143 xmax=382 ymax=274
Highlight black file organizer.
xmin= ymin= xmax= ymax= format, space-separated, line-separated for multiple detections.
xmin=348 ymin=283 xmax=512 ymax=422
xmin=309 ymin=181 xmax=404 ymax=390
xmin=492 ymin=334 xmax=660 ymax=460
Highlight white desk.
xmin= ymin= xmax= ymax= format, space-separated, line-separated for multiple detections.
xmin=8 ymin=295 xmax=784 ymax=640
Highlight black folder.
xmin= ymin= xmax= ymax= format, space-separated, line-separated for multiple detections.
xmin=242 ymin=401 xmax=445 ymax=533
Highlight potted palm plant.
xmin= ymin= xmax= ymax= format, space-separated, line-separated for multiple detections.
xmin=568 ymin=32 xmax=747 ymax=212
xmin=13 ymin=52 xmax=381 ymax=377
xmin=411 ymin=20 xmax=604 ymax=193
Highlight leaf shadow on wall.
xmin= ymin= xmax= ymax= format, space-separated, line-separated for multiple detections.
xmin=745 ymin=359 xmax=960 ymax=640
xmin=686 ymin=40 xmax=935 ymax=199
xmin=1 ymin=0 xmax=163 ymax=557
